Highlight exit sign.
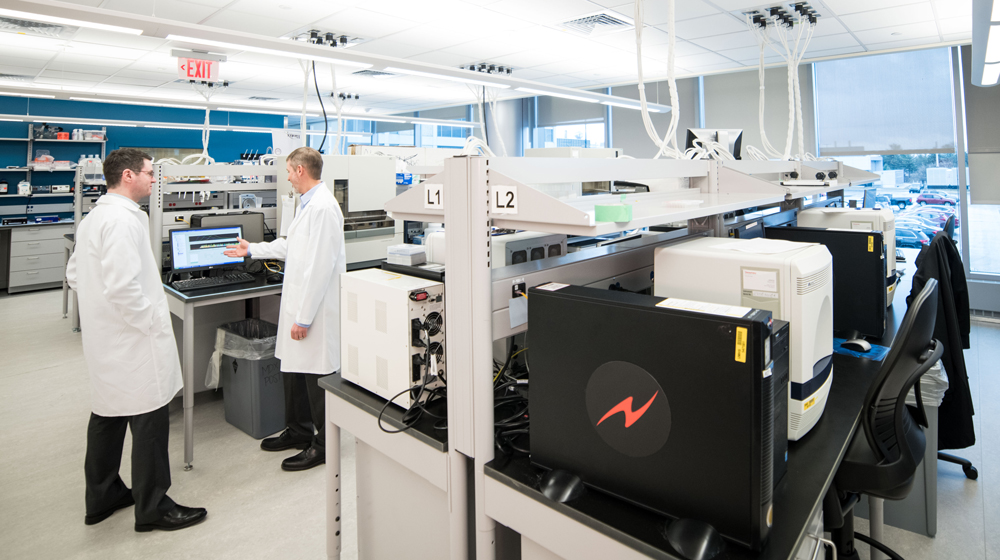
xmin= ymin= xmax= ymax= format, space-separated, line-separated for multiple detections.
xmin=177 ymin=58 xmax=219 ymax=81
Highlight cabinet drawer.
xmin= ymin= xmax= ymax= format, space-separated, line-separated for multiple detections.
xmin=11 ymin=225 xmax=72 ymax=242
xmin=11 ymin=238 xmax=65 ymax=257
xmin=11 ymin=253 xmax=65 ymax=272
xmin=9 ymin=266 xmax=65 ymax=287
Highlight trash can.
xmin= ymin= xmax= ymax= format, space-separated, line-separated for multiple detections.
xmin=206 ymin=319 xmax=284 ymax=439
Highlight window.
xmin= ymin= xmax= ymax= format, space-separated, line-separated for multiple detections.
xmin=531 ymin=94 xmax=607 ymax=150
xmin=533 ymin=123 xmax=606 ymax=149
xmin=814 ymin=48 xmax=955 ymax=156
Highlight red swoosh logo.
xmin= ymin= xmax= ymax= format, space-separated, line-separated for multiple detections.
xmin=596 ymin=391 xmax=659 ymax=428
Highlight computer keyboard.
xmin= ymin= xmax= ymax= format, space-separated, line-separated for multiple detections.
xmin=171 ymin=272 xmax=256 ymax=292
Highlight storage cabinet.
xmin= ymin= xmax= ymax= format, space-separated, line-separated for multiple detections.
xmin=8 ymin=224 xmax=72 ymax=293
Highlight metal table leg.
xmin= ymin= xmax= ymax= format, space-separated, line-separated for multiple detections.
xmin=870 ymin=497 xmax=885 ymax=560
xmin=71 ymin=289 xmax=80 ymax=332
xmin=183 ymin=302 xmax=195 ymax=470
xmin=327 ymin=406 xmax=341 ymax=560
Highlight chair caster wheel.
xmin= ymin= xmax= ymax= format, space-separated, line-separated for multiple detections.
xmin=964 ymin=465 xmax=978 ymax=480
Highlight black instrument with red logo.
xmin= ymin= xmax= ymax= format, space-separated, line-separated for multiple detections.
xmin=528 ymin=284 xmax=776 ymax=551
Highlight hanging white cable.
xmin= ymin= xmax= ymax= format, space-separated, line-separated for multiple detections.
xmin=488 ymin=87 xmax=508 ymax=157
xmin=792 ymin=21 xmax=815 ymax=160
xmin=330 ymin=64 xmax=345 ymax=156
xmin=745 ymin=14 xmax=785 ymax=160
xmin=633 ymin=0 xmax=684 ymax=159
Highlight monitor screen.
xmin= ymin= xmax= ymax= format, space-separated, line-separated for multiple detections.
xmin=685 ymin=128 xmax=743 ymax=159
xmin=862 ymin=189 xmax=876 ymax=208
xmin=170 ymin=226 xmax=245 ymax=273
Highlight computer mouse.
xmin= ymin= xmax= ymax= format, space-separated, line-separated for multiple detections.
xmin=538 ymin=469 xmax=586 ymax=503
xmin=663 ymin=518 xmax=726 ymax=560
xmin=841 ymin=338 xmax=872 ymax=353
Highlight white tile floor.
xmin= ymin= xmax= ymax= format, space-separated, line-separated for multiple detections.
xmin=0 ymin=288 xmax=993 ymax=560
xmin=0 ymin=289 xmax=358 ymax=560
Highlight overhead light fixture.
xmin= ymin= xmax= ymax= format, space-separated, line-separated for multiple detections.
xmin=601 ymin=100 xmax=661 ymax=113
xmin=0 ymin=8 xmax=144 ymax=35
xmin=69 ymin=97 xmax=207 ymax=110
xmin=385 ymin=67 xmax=510 ymax=88
xmin=231 ymin=128 xmax=268 ymax=133
xmin=0 ymin=92 xmax=55 ymax=99
xmin=341 ymin=115 xmax=408 ymax=124
xmin=145 ymin=124 xmax=201 ymax=130
xmin=217 ymin=106 xmax=319 ymax=117
xmin=516 ymin=87 xmax=599 ymax=103
xmin=0 ymin=117 xmax=23 ymax=122
xmin=417 ymin=120 xmax=477 ymax=128
xmin=166 ymin=35 xmax=371 ymax=69
xmin=36 ymin=119 xmax=137 ymax=127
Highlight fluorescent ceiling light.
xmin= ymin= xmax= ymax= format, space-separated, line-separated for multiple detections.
xmin=166 ymin=35 xmax=371 ymax=69
xmin=145 ymin=125 xmax=200 ymax=130
xmin=231 ymin=128 xmax=268 ymax=133
xmin=384 ymin=67 xmax=510 ymax=89
xmin=0 ymin=8 xmax=143 ymax=35
xmin=0 ymin=118 xmax=23 ymax=122
xmin=418 ymin=120 xmax=477 ymax=128
xmin=341 ymin=115 xmax=408 ymax=123
xmin=69 ymin=97 xmax=207 ymax=110
xmin=601 ymin=100 xmax=661 ymax=113
xmin=217 ymin=106 xmax=318 ymax=117
xmin=983 ymin=62 xmax=1000 ymax=85
xmin=516 ymin=87 xmax=599 ymax=103
xmin=34 ymin=118 xmax=136 ymax=127
xmin=0 ymin=92 xmax=55 ymax=99
xmin=988 ymin=26 xmax=1000 ymax=63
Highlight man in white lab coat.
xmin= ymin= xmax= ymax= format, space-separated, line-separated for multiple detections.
xmin=67 ymin=148 xmax=207 ymax=532
xmin=225 ymin=146 xmax=345 ymax=471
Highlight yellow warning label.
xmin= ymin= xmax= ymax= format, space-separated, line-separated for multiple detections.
xmin=868 ymin=235 xmax=874 ymax=252
xmin=735 ymin=327 xmax=747 ymax=363
xmin=803 ymin=396 xmax=817 ymax=411
xmin=888 ymin=284 xmax=895 ymax=293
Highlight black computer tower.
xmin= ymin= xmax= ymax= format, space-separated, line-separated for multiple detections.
xmin=528 ymin=285 xmax=775 ymax=550
xmin=771 ymin=320 xmax=790 ymax=488
xmin=765 ymin=226 xmax=887 ymax=338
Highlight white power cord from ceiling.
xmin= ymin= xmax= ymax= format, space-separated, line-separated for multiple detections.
xmin=634 ymin=0 xmax=684 ymax=159
xmin=487 ymin=86 xmax=508 ymax=157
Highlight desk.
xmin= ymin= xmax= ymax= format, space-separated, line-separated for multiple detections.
xmin=319 ymin=373 xmax=461 ymax=560
xmin=482 ymin=285 xmax=915 ymax=560
xmin=164 ymin=278 xmax=283 ymax=469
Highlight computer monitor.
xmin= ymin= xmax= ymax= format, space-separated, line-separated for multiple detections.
xmin=685 ymin=128 xmax=743 ymax=159
xmin=170 ymin=226 xmax=246 ymax=274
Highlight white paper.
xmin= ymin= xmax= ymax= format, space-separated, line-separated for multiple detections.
xmin=851 ymin=221 xmax=874 ymax=231
xmin=656 ymin=298 xmax=752 ymax=318
xmin=743 ymin=269 xmax=778 ymax=292
xmin=717 ymin=238 xmax=803 ymax=255
xmin=535 ymin=282 xmax=569 ymax=292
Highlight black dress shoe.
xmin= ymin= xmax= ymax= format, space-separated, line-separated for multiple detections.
xmin=85 ymin=491 xmax=135 ymax=525
xmin=261 ymin=429 xmax=312 ymax=452
xmin=281 ymin=445 xmax=325 ymax=471
xmin=135 ymin=505 xmax=208 ymax=533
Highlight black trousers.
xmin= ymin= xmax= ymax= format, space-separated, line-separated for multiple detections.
xmin=85 ymin=404 xmax=175 ymax=524
xmin=282 ymin=370 xmax=327 ymax=452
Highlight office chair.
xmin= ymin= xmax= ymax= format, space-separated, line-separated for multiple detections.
xmin=823 ymin=279 xmax=943 ymax=560
xmin=933 ymin=215 xmax=978 ymax=479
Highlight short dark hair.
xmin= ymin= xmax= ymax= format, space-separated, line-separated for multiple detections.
xmin=104 ymin=148 xmax=152 ymax=188
xmin=287 ymin=146 xmax=323 ymax=180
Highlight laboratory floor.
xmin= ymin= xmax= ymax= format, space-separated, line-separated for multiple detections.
xmin=0 ymin=288 xmax=995 ymax=560
xmin=0 ymin=289 xmax=359 ymax=560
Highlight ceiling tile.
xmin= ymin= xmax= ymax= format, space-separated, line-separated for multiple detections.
xmin=670 ymin=13 xmax=748 ymax=40
xmin=931 ymin=0 xmax=972 ymax=17
xmin=719 ymin=45 xmax=780 ymax=62
xmin=406 ymin=51 xmax=474 ymax=67
xmin=47 ymin=57 xmax=129 ymax=72
xmin=224 ymin=0 xmax=345 ymax=25
xmin=71 ymin=29 xmax=165 ymax=51
xmin=383 ymin=27 xmax=480 ymax=51
xmin=494 ymin=50 xmax=570 ymax=68
xmin=689 ymin=31 xmax=758 ymax=52
xmin=351 ymin=39 xmax=435 ymax=58
xmin=529 ymin=59 xmax=605 ymax=75
xmin=641 ymin=40 xmax=709 ymax=59
xmin=823 ymin=0 xmax=916 ymax=15
xmin=0 ymin=33 xmax=67 ymax=51
xmin=864 ymin=36 xmax=946 ymax=50
xmin=607 ymin=1 xmax=719 ymax=23
xmin=811 ymin=18 xmax=849 ymax=37
xmin=509 ymin=68 xmax=555 ymax=80
xmin=310 ymin=8 xmax=419 ymax=39
xmin=62 ymin=43 xmax=149 ymax=60
xmin=853 ymin=21 xmax=940 ymax=44
xmin=99 ymin=0 xmax=220 ymax=24
xmin=485 ymin=0 xmax=602 ymax=25
xmin=804 ymin=33 xmax=863 ymax=51
xmin=838 ymin=3 xmax=935 ymax=32
xmin=0 ymin=63 xmax=44 ymax=75
xmin=56 ymin=0 xmax=104 ymax=6
xmin=938 ymin=16 xmax=971 ymax=35
xmin=362 ymin=0 xmax=465 ymax=23
xmin=102 ymin=76 xmax=171 ymax=87
xmin=804 ymin=45 xmax=868 ymax=59
xmin=708 ymin=0 xmax=773 ymax=11
xmin=942 ymin=31 xmax=972 ymax=41
xmin=0 ymin=46 xmax=58 ymax=62
xmin=200 ymin=11 xmax=304 ymax=37
xmin=675 ymin=52 xmax=739 ymax=68
xmin=440 ymin=35 xmax=527 ymax=61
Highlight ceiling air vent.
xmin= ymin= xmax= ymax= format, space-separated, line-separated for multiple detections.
xmin=0 ymin=74 xmax=34 ymax=83
xmin=248 ymin=96 xmax=282 ymax=101
xmin=0 ymin=16 xmax=73 ymax=38
xmin=352 ymin=70 xmax=398 ymax=79
xmin=556 ymin=11 xmax=634 ymax=37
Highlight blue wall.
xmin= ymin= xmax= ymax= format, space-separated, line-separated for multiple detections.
xmin=0 ymin=96 xmax=283 ymax=219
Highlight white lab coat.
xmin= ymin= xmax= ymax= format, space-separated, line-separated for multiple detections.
xmin=248 ymin=182 xmax=346 ymax=374
xmin=67 ymin=195 xmax=183 ymax=417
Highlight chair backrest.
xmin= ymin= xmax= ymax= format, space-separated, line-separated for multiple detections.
xmin=943 ymin=215 xmax=956 ymax=240
xmin=860 ymin=279 xmax=943 ymax=474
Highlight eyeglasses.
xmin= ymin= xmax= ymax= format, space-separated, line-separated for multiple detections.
xmin=134 ymin=169 xmax=155 ymax=178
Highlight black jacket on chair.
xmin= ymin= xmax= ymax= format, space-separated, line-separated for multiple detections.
xmin=907 ymin=232 xmax=975 ymax=450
